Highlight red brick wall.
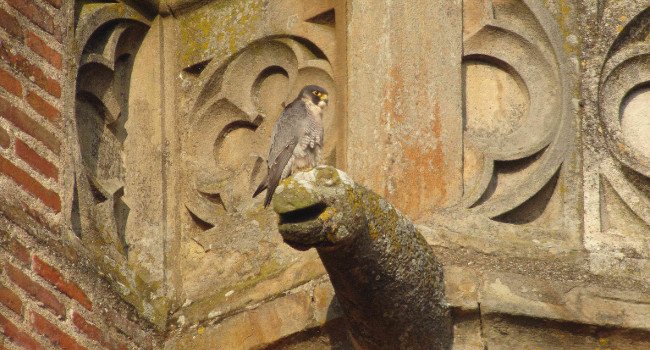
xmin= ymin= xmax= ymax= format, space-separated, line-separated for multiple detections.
xmin=0 ymin=1 xmax=159 ymax=348
xmin=1 ymin=220 xmax=158 ymax=349
xmin=0 ymin=0 xmax=62 ymax=233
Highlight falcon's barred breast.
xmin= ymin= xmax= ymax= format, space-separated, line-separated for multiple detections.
xmin=253 ymin=85 xmax=329 ymax=207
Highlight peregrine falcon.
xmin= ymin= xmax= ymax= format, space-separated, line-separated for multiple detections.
xmin=253 ymin=85 xmax=329 ymax=207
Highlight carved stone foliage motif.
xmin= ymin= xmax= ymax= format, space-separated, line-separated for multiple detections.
xmin=595 ymin=7 xmax=650 ymax=257
xmin=71 ymin=1 xmax=168 ymax=326
xmin=460 ymin=0 xmax=573 ymax=226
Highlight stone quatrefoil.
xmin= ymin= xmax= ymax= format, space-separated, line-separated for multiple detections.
xmin=184 ymin=38 xmax=338 ymax=228
xmin=460 ymin=0 xmax=572 ymax=221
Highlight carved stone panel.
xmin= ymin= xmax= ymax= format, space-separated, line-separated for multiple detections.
xmin=585 ymin=4 xmax=650 ymax=283
xmin=347 ymin=0 xmax=578 ymax=241
xmin=461 ymin=0 xmax=574 ymax=225
xmin=70 ymin=1 xmax=169 ymax=327
xmin=176 ymin=0 xmax=344 ymax=316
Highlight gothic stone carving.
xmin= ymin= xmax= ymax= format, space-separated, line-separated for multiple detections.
xmin=177 ymin=0 xmax=342 ymax=305
xmin=184 ymin=38 xmax=338 ymax=224
xmin=588 ymin=5 xmax=650 ymax=274
xmin=70 ymin=1 xmax=169 ymax=326
xmin=461 ymin=0 xmax=574 ymax=226
xmin=346 ymin=0 xmax=576 ymax=234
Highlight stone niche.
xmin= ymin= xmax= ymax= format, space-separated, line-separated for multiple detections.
xmin=64 ymin=0 xmax=650 ymax=349
xmin=70 ymin=1 xmax=170 ymax=327
xmin=68 ymin=0 xmax=347 ymax=332
xmin=177 ymin=0 xmax=345 ymax=327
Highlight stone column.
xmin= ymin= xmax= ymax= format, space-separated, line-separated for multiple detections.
xmin=345 ymin=0 xmax=464 ymax=220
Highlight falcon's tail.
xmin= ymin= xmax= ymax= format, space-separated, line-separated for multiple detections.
xmin=253 ymin=175 xmax=280 ymax=208
xmin=263 ymin=181 xmax=279 ymax=208
xmin=252 ymin=175 xmax=279 ymax=208
xmin=252 ymin=176 xmax=268 ymax=199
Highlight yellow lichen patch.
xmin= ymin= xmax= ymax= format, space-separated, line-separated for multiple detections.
xmin=315 ymin=166 xmax=341 ymax=186
xmin=273 ymin=177 xmax=319 ymax=213
xmin=178 ymin=0 xmax=265 ymax=67
xmin=556 ymin=0 xmax=577 ymax=55
xmin=318 ymin=207 xmax=337 ymax=222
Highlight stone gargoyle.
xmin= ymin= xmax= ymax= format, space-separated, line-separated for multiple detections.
xmin=272 ymin=166 xmax=453 ymax=350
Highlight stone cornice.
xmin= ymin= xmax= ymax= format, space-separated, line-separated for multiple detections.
xmin=122 ymin=0 xmax=216 ymax=16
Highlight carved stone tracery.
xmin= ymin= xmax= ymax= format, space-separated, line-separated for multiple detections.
xmin=184 ymin=38 xmax=338 ymax=225
xmin=71 ymin=1 xmax=169 ymax=327
xmin=461 ymin=0 xmax=573 ymax=225
xmin=173 ymin=1 xmax=343 ymax=303
xmin=595 ymin=7 xmax=650 ymax=257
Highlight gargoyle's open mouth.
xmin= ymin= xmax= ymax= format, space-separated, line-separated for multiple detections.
xmin=278 ymin=203 xmax=327 ymax=225
xmin=277 ymin=203 xmax=329 ymax=251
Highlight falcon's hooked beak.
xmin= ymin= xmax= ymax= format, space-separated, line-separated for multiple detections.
xmin=317 ymin=94 xmax=328 ymax=108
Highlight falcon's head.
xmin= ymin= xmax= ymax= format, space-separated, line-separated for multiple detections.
xmin=300 ymin=85 xmax=329 ymax=108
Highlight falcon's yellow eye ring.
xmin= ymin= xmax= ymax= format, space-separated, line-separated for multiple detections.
xmin=312 ymin=91 xmax=319 ymax=96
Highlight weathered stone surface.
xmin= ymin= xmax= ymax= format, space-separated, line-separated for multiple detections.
xmin=58 ymin=0 xmax=650 ymax=349
xmin=446 ymin=270 xmax=650 ymax=332
xmin=165 ymin=280 xmax=351 ymax=350
xmin=451 ymin=315 xmax=484 ymax=350
xmin=444 ymin=266 xmax=479 ymax=311
xmin=167 ymin=291 xmax=313 ymax=350
xmin=175 ymin=0 xmax=345 ymax=323
xmin=170 ymin=251 xmax=326 ymax=327
xmin=273 ymin=166 xmax=453 ymax=350
xmin=69 ymin=1 xmax=171 ymax=328
xmin=346 ymin=0 xmax=463 ymax=219
xmin=481 ymin=314 xmax=650 ymax=350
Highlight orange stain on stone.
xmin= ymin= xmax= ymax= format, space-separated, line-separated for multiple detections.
xmin=382 ymin=66 xmax=406 ymax=124
xmin=387 ymin=101 xmax=448 ymax=219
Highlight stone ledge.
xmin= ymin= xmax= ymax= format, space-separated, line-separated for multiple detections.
xmin=168 ymin=221 xmax=650 ymax=348
xmin=166 ymin=261 xmax=650 ymax=349
xmin=445 ymin=267 xmax=650 ymax=332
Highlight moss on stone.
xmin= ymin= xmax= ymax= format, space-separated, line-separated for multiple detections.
xmin=272 ymin=177 xmax=320 ymax=214
xmin=176 ymin=258 xmax=285 ymax=324
xmin=178 ymin=0 xmax=264 ymax=67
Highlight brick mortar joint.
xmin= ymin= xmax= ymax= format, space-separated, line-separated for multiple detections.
xmin=0 ymin=0 xmax=64 ymax=37
xmin=0 ymin=91 xmax=63 ymax=157
xmin=3 ymin=261 xmax=67 ymax=310
xmin=2 ymin=214 xmax=162 ymax=347
xmin=0 ymin=152 xmax=61 ymax=194
xmin=0 ymin=260 xmax=124 ymax=349
xmin=0 ymin=24 xmax=64 ymax=73
xmin=29 ymin=307 xmax=97 ymax=350
xmin=0 ymin=28 xmax=63 ymax=80
xmin=0 ymin=67 xmax=65 ymax=129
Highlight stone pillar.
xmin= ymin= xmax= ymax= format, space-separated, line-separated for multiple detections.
xmin=346 ymin=0 xmax=464 ymax=220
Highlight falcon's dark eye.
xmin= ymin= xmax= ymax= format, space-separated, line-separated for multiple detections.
xmin=312 ymin=91 xmax=319 ymax=96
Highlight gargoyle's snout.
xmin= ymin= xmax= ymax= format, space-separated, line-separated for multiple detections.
xmin=272 ymin=166 xmax=356 ymax=251
xmin=277 ymin=207 xmax=333 ymax=251
xmin=277 ymin=202 xmax=329 ymax=250
xmin=278 ymin=203 xmax=327 ymax=225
